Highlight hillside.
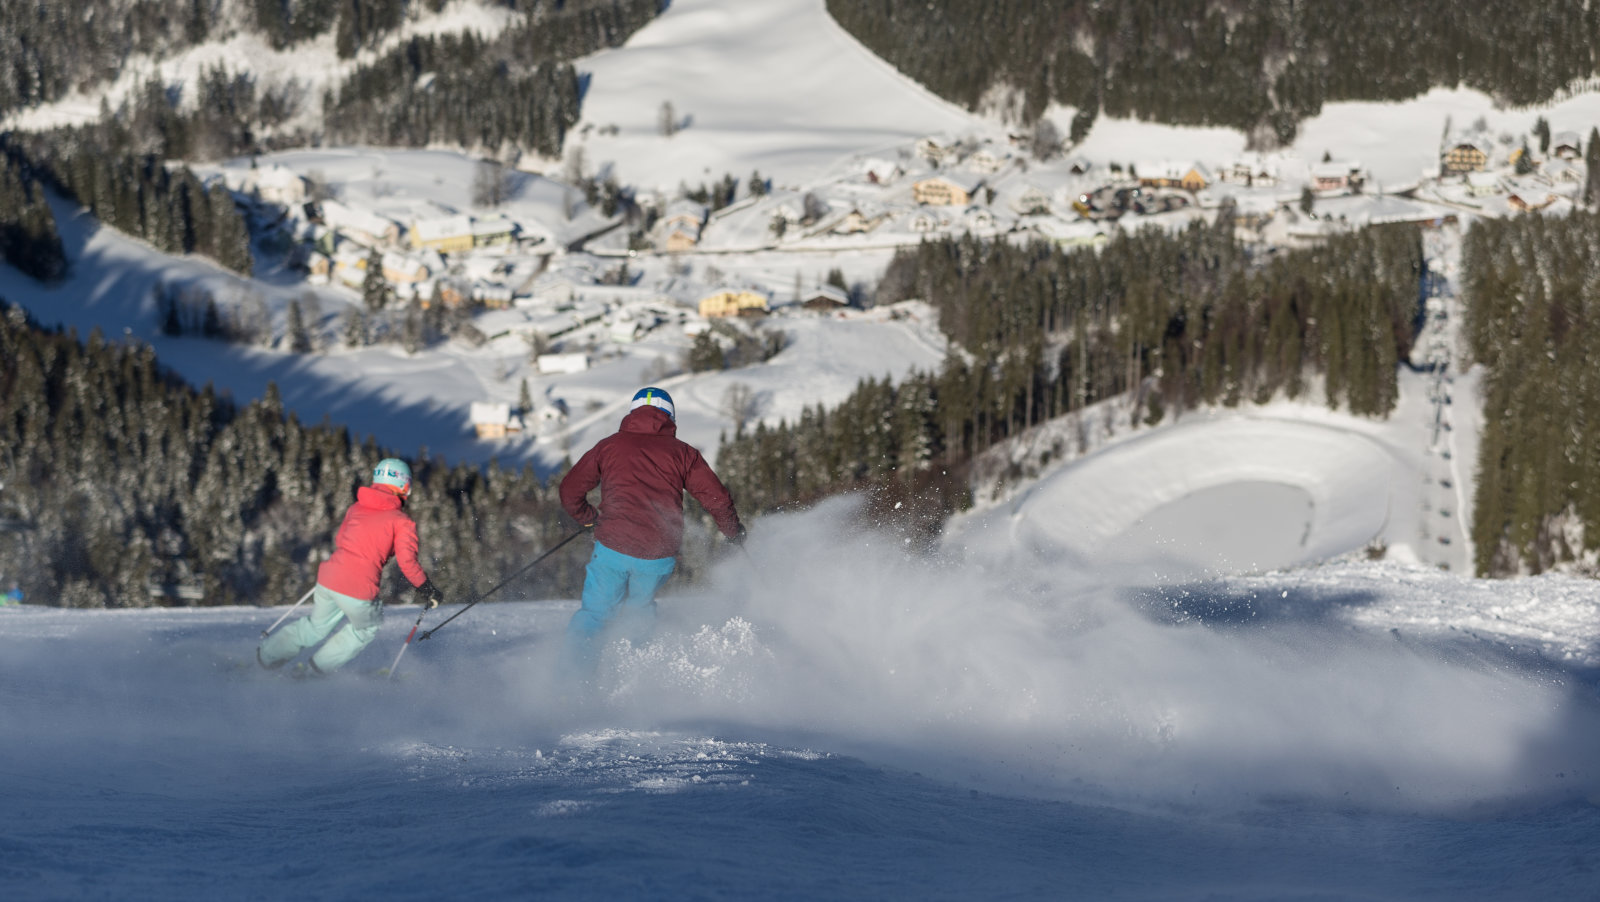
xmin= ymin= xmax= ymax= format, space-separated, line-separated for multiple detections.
xmin=0 ymin=0 xmax=1596 ymax=584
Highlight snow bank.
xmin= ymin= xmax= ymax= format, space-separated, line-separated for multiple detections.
xmin=1008 ymin=418 xmax=1394 ymax=577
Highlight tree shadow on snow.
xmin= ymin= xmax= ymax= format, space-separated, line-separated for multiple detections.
xmin=1122 ymin=579 xmax=1600 ymax=697
xmin=1120 ymin=581 xmax=1384 ymax=630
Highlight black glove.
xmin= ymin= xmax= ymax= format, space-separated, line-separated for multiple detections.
xmin=730 ymin=523 xmax=748 ymax=547
xmin=417 ymin=579 xmax=445 ymax=610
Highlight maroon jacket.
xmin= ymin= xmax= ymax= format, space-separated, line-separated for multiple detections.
xmin=560 ymin=407 xmax=742 ymax=560
xmin=316 ymin=486 xmax=429 ymax=600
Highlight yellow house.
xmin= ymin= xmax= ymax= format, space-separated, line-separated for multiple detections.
xmin=699 ymin=290 xmax=769 ymax=318
xmin=912 ymin=176 xmax=976 ymax=206
xmin=411 ymin=215 xmax=475 ymax=253
xmin=1136 ymin=162 xmax=1211 ymax=192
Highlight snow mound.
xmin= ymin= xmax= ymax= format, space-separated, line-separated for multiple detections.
xmin=1013 ymin=417 xmax=1395 ymax=577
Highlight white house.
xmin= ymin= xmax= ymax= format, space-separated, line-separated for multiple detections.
xmin=331 ymin=248 xmax=371 ymax=289
xmin=1008 ymin=185 xmax=1053 ymax=215
xmin=609 ymin=311 xmax=658 ymax=343
xmin=472 ymin=282 xmax=514 ymax=309
xmin=380 ymin=251 xmax=430 ymax=287
xmin=471 ymin=216 xmax=516 ymax=248
xmin=535 ymin=400 xmax=570 ymax=432
xmin=1551 ymin=130 xmax=1582 ymax=159
xmin=829 ymin=204 xmax=889 ymax=235
xmin=966 ymin=148 xmax=1006 ymax=174
xmin=319 ymin=200 xmax=402 ymax=248
xmin=536 ymin=352 xmax=590 ymax=374
xmin=916 ymin=136 xmax=957 ymax=166
xmin=964 ymin=206 xmax=997 ymax=231
xmin=861 ymin=158 xmax=903 ymax=184
xmin=241 ymin=164 xmax=306 ymax=205
xmin=1467 ymin=171 xmax=1501 ymax=196
xmin=1223 ymin=153 xmax=1282 ymax=186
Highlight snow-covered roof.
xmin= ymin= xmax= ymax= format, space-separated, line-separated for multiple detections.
xmin=1135 ymin=161 xmax=1212 ymax=181
xmin=320 ymin=200 xmax=402 ymax=240
xmin=470 ymin=401 xmax=512 ymax=424
xmin=413 ymin=214 xmax=474 ymax=242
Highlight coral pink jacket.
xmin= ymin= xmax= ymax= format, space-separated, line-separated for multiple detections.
xmin=316 ymin=486 xmax=429 ymax=600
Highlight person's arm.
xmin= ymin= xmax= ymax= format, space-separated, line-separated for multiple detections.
xmin=559 ymin=447 xmax=603 ymax=526
xmin=685 ymin=453 xmax=743 ymax=540
xmin=395 ymin=516 xmax=446 ymax=608
xmin=394 ymin=516 xmax=429 ymax=588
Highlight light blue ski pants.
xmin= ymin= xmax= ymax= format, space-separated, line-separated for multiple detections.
xmin=564 ymin=542 xmax=676 ymax=674
xmin=258 ymin=584 xmax=383 ymax=672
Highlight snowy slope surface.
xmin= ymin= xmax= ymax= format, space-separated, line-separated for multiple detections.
xmin=3 ymin=501 xmax=1599 ymax=900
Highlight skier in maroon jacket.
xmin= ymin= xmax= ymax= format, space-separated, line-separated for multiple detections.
xmin=258 ymin=458 xmax=443 ymax=674
xmin=559 ymin=387 xmax=744 ymax=671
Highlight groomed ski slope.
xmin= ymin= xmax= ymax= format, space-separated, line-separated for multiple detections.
xmin=2 ymin=500 xmax=1598 ymax=900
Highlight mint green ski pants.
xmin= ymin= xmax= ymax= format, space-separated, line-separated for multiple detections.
xmin=258 ymin=584 xmax=383 ymax=672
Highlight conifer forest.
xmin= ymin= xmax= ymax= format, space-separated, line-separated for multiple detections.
xmin=828 ymin=0 xmax=1600 ymax=142
xmin=0 ymin=303 xmax=593 ymax=608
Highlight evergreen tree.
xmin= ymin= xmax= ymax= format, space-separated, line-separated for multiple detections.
xmin=687 ymin=330 xmax=724 ymax=372
xmin=362 ymin=248 xmax=388 ymax=312
xmin=343 ymin=307 xmax=367 ymax=347
xmin=1586 ymin=128 xmax=1600 ymax=207
xmin=286 ymin=300 xmax=312 ymax=353
xmin=401 ymin=298 xmax=423 ymax=354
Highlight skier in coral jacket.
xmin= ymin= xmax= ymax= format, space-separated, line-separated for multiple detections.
xmin=559 ymin=387 xmax=744 ymax=672
xmin=258 ymin=458 xmax=444 ymax=674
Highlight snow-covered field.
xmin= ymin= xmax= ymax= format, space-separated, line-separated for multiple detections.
xmin=4 ymin=0 xmax=1600 ymax=897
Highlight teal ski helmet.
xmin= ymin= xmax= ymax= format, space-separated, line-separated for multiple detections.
xmin=372 ymin=458 xmax=413 ymax=496
xmin=630 ymin=386 xmax=675 ymax=421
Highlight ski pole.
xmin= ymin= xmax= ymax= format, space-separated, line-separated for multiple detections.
xmin=386 ymin=605 xmax=429 ymax=681
xmin=260 ymin=587 xmax=315 ymax=637
xmin=417 ymin=526 xmax=588 ymax=643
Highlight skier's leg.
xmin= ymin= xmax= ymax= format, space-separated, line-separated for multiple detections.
xmin=563 ymin=543 xmax=631 ymax=673
xmin=258 ymin=586 xmax=345 ymax=666
xmin=309 ymin=589 xmax=383 ymax=672
xmin=614 ymin=555 xmax=676 ymax=647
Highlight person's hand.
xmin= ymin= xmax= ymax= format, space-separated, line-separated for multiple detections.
xmin=730 ymin=524 xmax=748 ymax=547
xmin=417 ymin=579 xmax=445 ymax=611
